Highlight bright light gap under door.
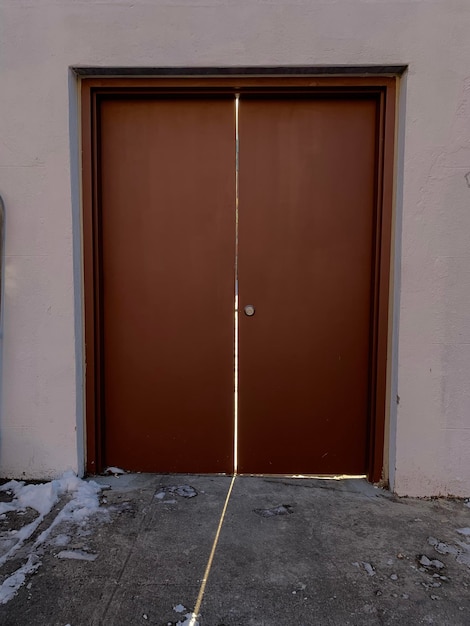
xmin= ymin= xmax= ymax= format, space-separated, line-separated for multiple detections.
xmin=233 ymin=94 xmax=240 ymax=474
xmin=242 ymin=474 xmax=368 ymax=480
xmin=188 ymin=474 xmax=236 ymax=626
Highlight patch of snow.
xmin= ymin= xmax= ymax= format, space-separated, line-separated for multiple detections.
xmin=456 ymin=528 xmax=470 ymax=536
xmin=0 ymin=538 xmax=16 ymax=553
xmin=34 ymin=475 xmax=105 ymax=547
xmin=0 ymin=554 xmax=41 ymax=604
xmin=56 ymin=550 xmax=97 ymax=562
xmin=174 ymin=604 xmax=186 ymax=613
xmin=51 ymin=534 xmax=70 ymax=547
xmin=6 ymin=479 xmax=62 ymax=516
xmin=104 ymin=467 xmax=126 ymax=476
xmin=0 ymin=472 xmax=106 ymax=604
xmin=0 ymin=471 xmax=104 ymax=568
xmin=155 ymin=491 xmax=166 ymax=500
xmin=0 ymin=503 xmax=18 ymax=515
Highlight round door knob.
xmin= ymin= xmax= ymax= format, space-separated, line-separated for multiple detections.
xmin=244 ymin=305 xmax=255 ymax=317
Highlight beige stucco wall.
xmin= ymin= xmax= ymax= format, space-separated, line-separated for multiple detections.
xmin=0 ymin=0 xmax=469 ymax=496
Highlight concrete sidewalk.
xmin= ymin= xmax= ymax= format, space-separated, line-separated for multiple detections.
xmin=0 ymin=474 xmax=470 ymax=625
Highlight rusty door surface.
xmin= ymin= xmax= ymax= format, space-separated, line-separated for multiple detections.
xmin=238 ymin=96 xmax=378 ymax=475
xmin=99 ymin=97 xmax=235 ymax=473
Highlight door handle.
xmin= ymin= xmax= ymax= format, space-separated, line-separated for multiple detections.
xmin=244 ymin=305 xmax=255 ymax=317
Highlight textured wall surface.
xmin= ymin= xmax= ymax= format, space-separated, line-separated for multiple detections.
xmin=0 ymin=0 xmax=469 ymax=495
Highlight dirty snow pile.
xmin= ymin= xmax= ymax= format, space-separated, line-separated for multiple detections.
xmin=0 ymin=471 xmax=105 ymax=604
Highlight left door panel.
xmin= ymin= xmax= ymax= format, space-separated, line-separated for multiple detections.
xmin=99 ymin=97 xmax=235 ymax=473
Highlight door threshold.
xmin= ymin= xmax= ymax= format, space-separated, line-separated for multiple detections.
xmin=236 ymin=473 xmax=368 ymax=480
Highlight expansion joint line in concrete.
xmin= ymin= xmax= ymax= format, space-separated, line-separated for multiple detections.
xmin=189 ymin=474 xmax=237 ymax=625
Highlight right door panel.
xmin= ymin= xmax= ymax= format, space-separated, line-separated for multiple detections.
xmin=238 ymin=96 xmax=378 ymax=475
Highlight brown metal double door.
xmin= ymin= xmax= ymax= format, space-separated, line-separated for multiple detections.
xmin=99 ymin=94 xmax=378 ymax=475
